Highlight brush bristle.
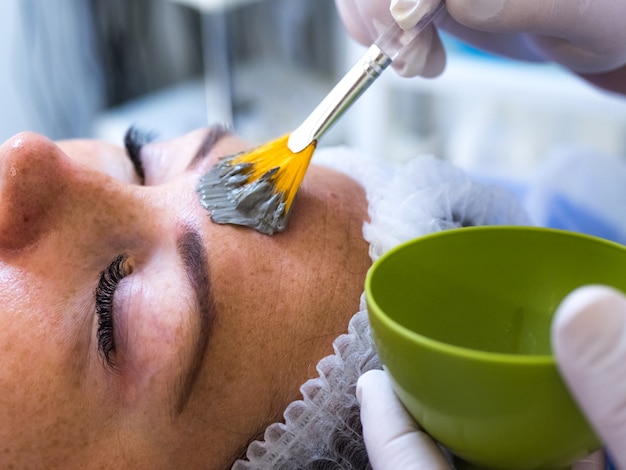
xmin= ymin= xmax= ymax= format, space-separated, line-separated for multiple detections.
xmin=231 ymin=134 xmax=316 ymax=212
xmin=196 ymin=133 xmax=316 ymax=235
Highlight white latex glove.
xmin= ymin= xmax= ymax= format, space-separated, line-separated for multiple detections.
xmin=439 ymin=0 xmax=626 ymax=93
xmin=553 ymin=285 xmax=626 ymax=469
xmin=334 ymin=0 xmax=446 ymax=77
xmin=335 ymin=0 xmax=626 ymax=93
xmin=356 ymin=369 xmax=450 ymax=469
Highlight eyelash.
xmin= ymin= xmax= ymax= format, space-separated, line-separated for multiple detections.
xmin=95 ymin=254 xmax=132 ymax=368
xmin=124 ymin=126 xmax=155 ymax=184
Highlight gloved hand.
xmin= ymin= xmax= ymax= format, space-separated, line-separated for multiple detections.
xmin=334 ymin=0 xmax=446 ymax=77
xmin=356 ymin=369 xmax=450 ymax=469
xmin=335 ymin=0 xmax=626 ymax=93
xmin=553 ymin=284 xmax=626 ymax=469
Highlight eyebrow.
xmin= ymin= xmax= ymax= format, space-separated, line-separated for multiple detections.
xmin=187 ymin=124 xmax=232 ymax=171
xmin=174 ymin=225 xmax=216 ymax=415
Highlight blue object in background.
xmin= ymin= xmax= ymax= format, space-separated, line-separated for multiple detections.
xmin=605 ymin=450 xmax=617 ymax=470
xmin=543 ymin=193 xmax=624 ymax=245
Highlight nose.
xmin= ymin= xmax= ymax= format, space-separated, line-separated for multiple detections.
xmin=0 ymin=132 xmax=135 ymax=251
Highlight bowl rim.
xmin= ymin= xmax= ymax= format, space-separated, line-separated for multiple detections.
xmin=365 ymin=225 xmax=626 ymax=366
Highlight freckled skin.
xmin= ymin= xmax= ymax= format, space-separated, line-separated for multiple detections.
xmin=0 ymin=130 xmax=371 ymax=469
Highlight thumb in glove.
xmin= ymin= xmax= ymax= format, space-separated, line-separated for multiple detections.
xmin=357 ymin=369 xmax=450 ymax=469
xmin=552 ymin=285 xmax=626 ymax=469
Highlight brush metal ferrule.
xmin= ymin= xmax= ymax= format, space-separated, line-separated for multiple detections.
xmin=287 ymin=44 xmax=392 ymax=154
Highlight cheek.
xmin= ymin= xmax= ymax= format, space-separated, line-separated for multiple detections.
xmin=0 ymin=299 xmax=93 ymax=466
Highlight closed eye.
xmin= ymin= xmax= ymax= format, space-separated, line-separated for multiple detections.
xmin=123 ymin=124 xmax=231 ymax=181
xmin=95 ymin=253 xmax=133 ymax=370
xmin=124 ymin=126 xmax=156 ymax=184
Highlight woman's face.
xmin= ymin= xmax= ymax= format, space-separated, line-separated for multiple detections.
xmin=0 ymin=128 xmax=370 ymax=469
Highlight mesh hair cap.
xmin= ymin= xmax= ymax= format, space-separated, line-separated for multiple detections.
xmin=232 ymin=149 xmax=531 ymax=469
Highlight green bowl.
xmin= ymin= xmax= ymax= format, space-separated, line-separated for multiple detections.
xmin=365 ymin=226 xmax=626 ymax=469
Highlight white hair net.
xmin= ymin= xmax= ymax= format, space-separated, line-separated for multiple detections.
xmin=231 ymin=148 xmax=531 ymax=469
xmin=361 ymin=153 xmax=533 ymax=261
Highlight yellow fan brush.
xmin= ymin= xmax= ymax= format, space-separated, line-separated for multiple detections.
xmin=197 ymin=1 xmax=445 ymax=235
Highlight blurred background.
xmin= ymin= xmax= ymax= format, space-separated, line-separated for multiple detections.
xmin=1 ymin=0 xmax=626 ymax=185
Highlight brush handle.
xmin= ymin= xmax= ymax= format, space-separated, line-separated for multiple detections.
xmin=287 ymin=1 xmax=445 ymax=154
